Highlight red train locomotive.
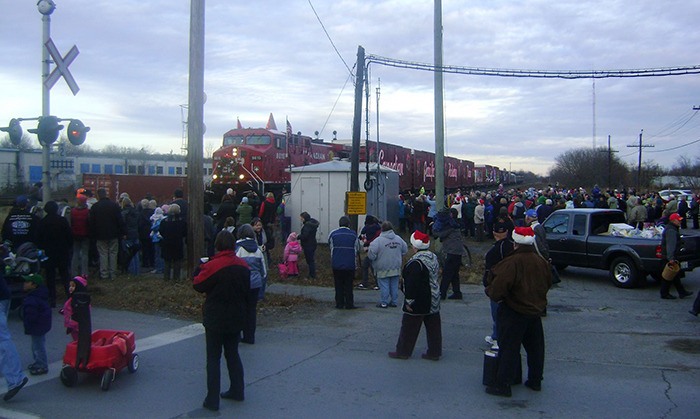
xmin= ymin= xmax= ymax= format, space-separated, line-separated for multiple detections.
xmin=210 ymin=114 xmax=511 ymax=196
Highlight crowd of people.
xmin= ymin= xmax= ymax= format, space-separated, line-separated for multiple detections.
xmin=1 ymin=181 xmax=699 ymax=405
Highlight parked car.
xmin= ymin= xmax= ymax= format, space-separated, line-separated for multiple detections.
xmin=543 ymin=208 xmax=700 ymax=288
xmin=658 ymin=189 xmax=693 ymax=202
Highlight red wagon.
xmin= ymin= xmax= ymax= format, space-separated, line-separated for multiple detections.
xmin=60 ymin=329 xmax=139 ymax=391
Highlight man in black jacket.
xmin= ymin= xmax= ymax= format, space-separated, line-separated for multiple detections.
xmin=37 ymin=201 xmax=73 ymax=307
xmin=1 ymin=195 xmax=39 ymax=248
xmin=89 ymin=189 xmax=125 ymax=280
xmin=660 ymin=213 xmax=693 ymax=300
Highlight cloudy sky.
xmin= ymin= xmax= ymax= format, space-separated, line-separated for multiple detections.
xmin=2 ymin=1 xmax=699 ymax=175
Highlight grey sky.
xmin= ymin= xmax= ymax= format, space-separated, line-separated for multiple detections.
xmin=2 ymin=1 xmax=699 ymax=175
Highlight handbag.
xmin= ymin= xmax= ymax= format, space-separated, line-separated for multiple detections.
xmin=662 ymin=261 xmax=680 ymax=281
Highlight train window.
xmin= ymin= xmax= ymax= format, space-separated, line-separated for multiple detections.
xmin=128 ymin=165 xmax=137 ymax=174
xmin=247 ymin=135 xmax=270 ymax=145
xmin=80 ymin=163 xmax=89 ymax=173
xmin=168 ymin=167 xmax=175 ymax=175
xmin=275 ymin=136 xmax=286 ymax=149
xmin=176 ymin=167 xmax=183 ymax=175
xmin=156 ymin=166 xmax=163 ymax=175
xmin=92 ymin=164 xmax=101 ymax=173
xmin=224 ymin=135 xmax=244 ymax=146
xmin=105 ymin=164 xmax=113 ymax=174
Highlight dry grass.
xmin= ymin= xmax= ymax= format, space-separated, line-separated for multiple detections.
xmin=40 ymin=224 xmax=489 ymax=323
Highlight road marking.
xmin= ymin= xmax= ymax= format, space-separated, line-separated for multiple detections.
xmin=0 ymin=323 xmax=204 ymax=397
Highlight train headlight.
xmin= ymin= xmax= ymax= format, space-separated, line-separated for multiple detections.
xmin=212 ymin=174 xmax=218 ymax=180
xmin=238 ymin=174 xmax=245 ymax=180
xmin=232 ymin=148 xmax=238 ymax=157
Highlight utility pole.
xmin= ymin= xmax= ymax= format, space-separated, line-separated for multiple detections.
xmin=627 ymin=130 xmax=653 ymax=191
xmin=350 ymin=46 xmax=365 ymax=232
xmin=434 ymin=0 xmax=445 ymax=210
xmin=186 ymin=0 xmax=205 ymax=276
xmin=598 ymin=135 xmax=618 ymax=191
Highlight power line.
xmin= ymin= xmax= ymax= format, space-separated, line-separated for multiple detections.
xmin=308 ymin=1 xmax=353 ymax=77
xmin=365 ymin=54 xmax=700 ymax=79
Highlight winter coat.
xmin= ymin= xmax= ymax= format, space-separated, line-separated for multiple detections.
xmin=193 ymin=250 xmax=250 ymax=333
xmin=215 ymin=199 xmax=237 ymax=230
xmin=367 ymin=230 xmax=408 ymax=278
xmin=299 ymin=218 xmax=320 ymax=250
xmin=661 ymin=222 xmax=681 ymax=260
xmin=23 ymin=285 xmax=52 ymax=336
xmin=474 ymin=204 xmax=485 ymax=224
xmin=328 ymin=227 xmax=361 ymax=270
xmin=70 ymin=206 xmax=90 ymax=239
xmin=235 ymin=238 xmax=266 ymax=290
xmin=486 ymin=246 xmax=552 ymax=316
xmin=89 ymin=198 xmax=126 ymax=241
xmin=121 ymin=206 xmax=140 ymax=241
xmin=158 ymin=215 xmax=187 ymax=261
xmin=236 ymin=203 xmax=253 ymax=226
xmin=433 ymin=213 xmax=465 ymax=256
xmin=138 ymin=208 xmax=155 ymax=241
xmin=284 ymin=240 xmax=302 ymax=263
xmin=1 ymin=207 xmax=39 ymax=248
xmin=402 ymin=250 xmax=440 ymax=315
xmin=258 ymin=197 xmax=278 ymax=226
xmin=37 ymin=212 xmax=73 ymax=260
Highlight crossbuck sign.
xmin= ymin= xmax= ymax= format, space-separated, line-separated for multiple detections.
xmin=44 ymin=38 xmax=80 ymax=95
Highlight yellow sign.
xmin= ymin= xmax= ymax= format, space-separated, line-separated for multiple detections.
xmin=346 ymin=191 xmax=367 ymax=215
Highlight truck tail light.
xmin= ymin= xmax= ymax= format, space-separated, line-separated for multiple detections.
xmin=655 ymin=245 xmax=662 ymax=258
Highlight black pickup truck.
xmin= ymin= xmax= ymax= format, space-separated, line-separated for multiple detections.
xmin=542 ymin=208 xmax=700 ymax=288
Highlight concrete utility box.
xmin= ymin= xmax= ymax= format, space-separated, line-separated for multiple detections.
xmin=285 ymin=160 xmax=399 ymax=244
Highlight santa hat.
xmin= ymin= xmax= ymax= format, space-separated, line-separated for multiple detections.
xmin=410 ymin=230 xmax=430 ymax=250
xmin=512 ymin=226 xmax=536 ymax=245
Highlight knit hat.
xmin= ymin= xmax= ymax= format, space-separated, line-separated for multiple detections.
xmin=73 ymin=275 xmax=88 ymax=287
xmin=241 ymin=197 xmax=249 ymax=203
xmin=23 ymin=273 xmax=44 ymax=286
xmin=410 ymin=230 xmax=430 ymax=250
xmin=512 ymin=226 xmax=536 ymax=245
xmin=287 ymin=232 xmax=298 ymax=242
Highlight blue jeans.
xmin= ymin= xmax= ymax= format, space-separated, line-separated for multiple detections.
xmin=490 ymin=301 xmax=500 ymax=340
xmin=0 ymin=299 xmax=26 ymax=388
xmin=378 ymin=275 xmax=399 ymax=306
xmin=32 ymin=334 xmax=48 ymax=369
xmin=153 ymin=243 xmax=164 ymax=273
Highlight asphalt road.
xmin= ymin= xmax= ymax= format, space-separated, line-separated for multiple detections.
xmin=0 ymin=265 xmax=698 ymax=418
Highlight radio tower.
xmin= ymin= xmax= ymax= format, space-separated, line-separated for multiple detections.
xmin=592 ymin=79 xmax=597 ymax=148
xmin=180 ymin=104 xmax=188 ymax=154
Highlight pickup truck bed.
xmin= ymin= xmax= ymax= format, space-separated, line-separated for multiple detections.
xmin=542 ymin=208 xmax=700 ymax=288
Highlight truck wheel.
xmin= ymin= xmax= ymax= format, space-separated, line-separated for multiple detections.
xmin=609 ymin=256 xmax=638 ymax=288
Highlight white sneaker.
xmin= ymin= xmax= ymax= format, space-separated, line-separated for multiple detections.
xmin=485 ymin=336 xmax=496 ymax=345
xmin=491 ymin=341 xmax=499 ymax=350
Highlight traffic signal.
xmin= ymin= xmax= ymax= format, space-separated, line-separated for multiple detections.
xmin=0 ymin=118 xmax=23 ymax=146
xmin=28 ymin=116 xmax=63 ymax=146
xmin=66 ymin=119 xmax=90 ymax=145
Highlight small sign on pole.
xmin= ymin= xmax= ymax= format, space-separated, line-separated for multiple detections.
xmin=346 ymin=191 xmax=367 ymax=215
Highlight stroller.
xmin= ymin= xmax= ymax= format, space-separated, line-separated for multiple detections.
xmin=60 ymin=291 xmax=139 ymax=391
xmin=2 ymin=242 xmax=43 ymax=312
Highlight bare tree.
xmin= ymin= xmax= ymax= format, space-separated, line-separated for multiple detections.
xmin=669 ymin=156 xmax=700 ymax=190
xmin=549 ymin=147 xmax=629 ymax=189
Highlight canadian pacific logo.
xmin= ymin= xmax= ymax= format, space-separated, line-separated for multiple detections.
xmin=377 ymin=150 xmax=405 ymax=175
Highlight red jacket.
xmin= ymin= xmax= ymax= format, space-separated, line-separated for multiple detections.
xmin=71 ymin=206 xmax=90 ymax=238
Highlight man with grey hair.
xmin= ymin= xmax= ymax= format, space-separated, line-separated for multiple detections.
xmin=368 ymin=221 xmax=408 ymax=308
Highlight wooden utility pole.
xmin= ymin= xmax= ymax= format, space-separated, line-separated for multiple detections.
xmin=627 ymin=130 xmax=653 ymax=191
xmin=598 ymin=135 xmax=618 ymax=191
xmin=350 ymin=46 xmax=365 ymax=232
xmin=186 ymin=0 xmax=205 ymax=276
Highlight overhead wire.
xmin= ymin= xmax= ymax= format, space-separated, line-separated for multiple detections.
xmin=308 ymin=0 xmax=353 ymax=78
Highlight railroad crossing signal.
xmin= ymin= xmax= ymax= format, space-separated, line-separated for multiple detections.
xmin=28 ymin=116 xmax=64 ymax=146
xmin=66 ymin=119 xmax=90 ymax=145
xmin=0 ymin=118 xmax=23 ymax=146
xmin=44 ymin=38 xmax=80 ymax=95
